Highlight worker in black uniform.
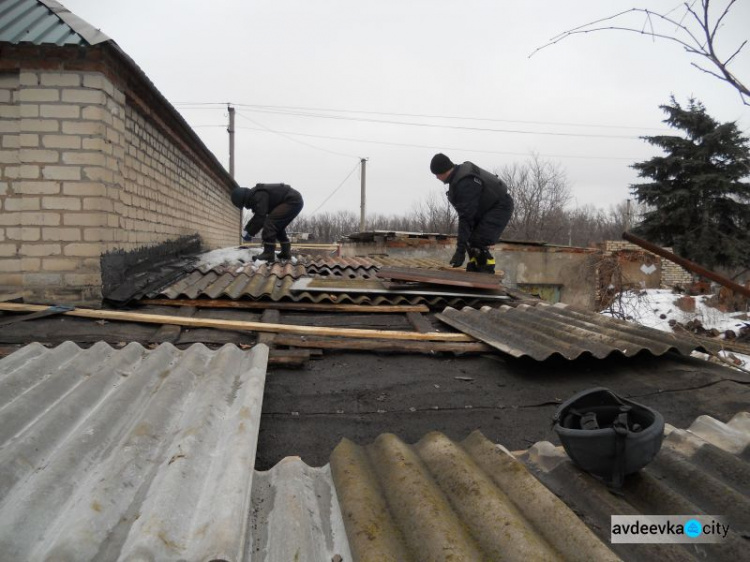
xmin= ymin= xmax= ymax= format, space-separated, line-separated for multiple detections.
xmin=231 ymin=183 xmax=304 ymax=263
xmin=429 ymin=153 xmax=514 ymax=273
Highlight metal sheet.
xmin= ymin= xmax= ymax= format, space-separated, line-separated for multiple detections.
xmin=436 ymin=302 xmax=718 ymax=360
xmin=520 ymin=412 xmax=750 ymax=561
xmin=0 ymin=341 xmax=269 ymax=561
xmin=0 ymin=0 xmax=110 ymax=45
xmin=376 ymin=266 xmax=503 ymax=290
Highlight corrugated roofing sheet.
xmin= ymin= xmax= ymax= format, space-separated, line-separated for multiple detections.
xmin=149 ymin=264 xmax=497 ymax=308
xmin=436 ymin=302 xmax=719 ymax=360
xmin=521 ymin=412 xmax=750 ymax=561
xmin=0 ymin=0 xmax=109 ymax=46
xmin=329 ymin=430 xmax=619 ymax=561
xmin=2 ymin=339 xmax=746 ymax=560
xmin=250 ymin=457 xmax=352 ymax=562
xmin=0 ymin=341 xmax=269 ymax=560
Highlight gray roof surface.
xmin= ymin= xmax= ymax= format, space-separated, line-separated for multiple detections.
xmin=151 ymin=255 xmax=506 ymax=308
xmin=0 ymin=341 xmax=269 ymax=560
xmin=0 ymin=0 xmax=110 ymax=45
xmin=1 ymin=341 xmax=747 ymax=560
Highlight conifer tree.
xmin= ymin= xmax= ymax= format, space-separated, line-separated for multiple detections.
xmin=631 ymin=97 xmax=750 ymax=270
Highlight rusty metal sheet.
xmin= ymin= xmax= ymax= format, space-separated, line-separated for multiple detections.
xmin=376 ymin=266 xmax=503 ymax=290
xmin=436 ymin=301 xmax=719 ymax=361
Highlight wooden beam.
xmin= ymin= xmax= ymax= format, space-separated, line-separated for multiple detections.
xmin=150 ymin=306 xmax=196 ymax=344
xmin=273 ymin=334 xmax=493 ymax=354
xmin=0 ymin=303 xmax=474 ymax=343
xmin=406 ymin=311 xmax=435 ymax=334
xmin=258 ymin=309 xmax=281 ymax=346
xmin=141 ymin=298 xmax=430 ymax=313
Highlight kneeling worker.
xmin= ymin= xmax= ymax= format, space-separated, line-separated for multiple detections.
xmin=429 ymin=153 xmax=514 ymax=274
xmin=231 ymin=183 xmax=304 ymax=263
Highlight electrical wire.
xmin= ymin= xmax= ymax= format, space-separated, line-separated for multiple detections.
xmin=173 ymin=101 xmax=667 ymax=132
xmin=233 ymin=125 xmax=639 ymax=161
xmin=309 ymin=161 xmax=362 ymax=215
xmin=234 ymin=111 xmax=360 ymax=160
xmin=233 ymin=106 xmax=639 ymax=139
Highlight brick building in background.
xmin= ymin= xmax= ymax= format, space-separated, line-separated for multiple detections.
xmin=0 ymin=0 xmax=239 ymax=304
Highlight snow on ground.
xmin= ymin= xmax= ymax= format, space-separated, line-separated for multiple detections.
xmin=191 ymin=246 xmax=300 ymax=271
xmin=601 ymin=289 xmax=750 ymax=369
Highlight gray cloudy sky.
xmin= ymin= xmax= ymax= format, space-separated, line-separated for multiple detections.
xmin=61 ymin=0 xmax=750 ymax=217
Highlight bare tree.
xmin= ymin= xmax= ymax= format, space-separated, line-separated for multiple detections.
xmin=498 ymin=154 xmax=572 ymax=242
xmin=532 ymin=0 xmax=749 ymax=105
xmin=409 ymin=189 xmax=458 ymax=234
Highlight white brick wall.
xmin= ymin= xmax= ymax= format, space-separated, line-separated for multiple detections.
xmin=0 ymin=68 xmax=238 ymax=304
xmin=603 ymin=240 xmax=693 ymax=288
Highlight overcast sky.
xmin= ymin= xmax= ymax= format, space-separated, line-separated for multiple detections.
xmin=61 ymin=0 xmax=750 ymax=219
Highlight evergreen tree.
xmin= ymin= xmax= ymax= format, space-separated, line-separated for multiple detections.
xmin=630 ymin=97 xmax=750 ymax=270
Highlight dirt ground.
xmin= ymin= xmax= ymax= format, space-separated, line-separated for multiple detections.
xmin=255 ymin=349 xmax=750 ymax=470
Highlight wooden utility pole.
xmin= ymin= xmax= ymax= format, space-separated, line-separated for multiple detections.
xmin=359 ymin=157 xmax=367 ymax=233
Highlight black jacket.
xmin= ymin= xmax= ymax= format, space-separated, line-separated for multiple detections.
xmin=446 ymin=162 xmax=512 ymax=251
xmin=231 ymin=184 xmax=303 ymax=237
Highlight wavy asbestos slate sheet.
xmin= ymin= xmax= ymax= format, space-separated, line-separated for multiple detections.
xmin=436 ymin=301 xmax=719 ymax=360
xmin=0 ymin=341 xmax=268 ymax=561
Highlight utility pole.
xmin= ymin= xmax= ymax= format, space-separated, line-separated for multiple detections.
xmin=228 ymin=104 xmax=242 ymax=243
xmin=359 ymin=158 xmax=367 ymax=233
xmin=228 ymin=104 xmax=236 ymax=178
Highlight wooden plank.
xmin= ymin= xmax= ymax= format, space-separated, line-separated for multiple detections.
xmin=141 ymin=298 xmax=429 ymax=313
xmin=0 ymin=303 xmax=474 ymax=343
xmin=258 ymin=309 xmax=281 ymax=346
xmin=376 ymin=266 xmax=503 ymax=290
xmin=269 ymin=348 xmax=311 ymax=367
xmin=406 ymin=311 xmax=435 ymax=334
xmin=150 ymin=306 xmax=196 ymax=343
xmin=273 ymin=334 xmax=493 ymax=354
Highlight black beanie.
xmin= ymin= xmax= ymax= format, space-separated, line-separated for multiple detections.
xmin=430 ymin=153 xmax=454 ymax=174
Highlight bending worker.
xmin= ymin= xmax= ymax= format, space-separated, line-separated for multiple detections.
xmin=231 ymin=183 xmax=304 ymax=263
xmin=430 ymin=153 xmax=514 ymax=274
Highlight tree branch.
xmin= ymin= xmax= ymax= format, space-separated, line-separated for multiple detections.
xmin=530 ymin=1 xmax=748 ymax=106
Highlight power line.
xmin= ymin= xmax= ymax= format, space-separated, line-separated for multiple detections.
xmin=174 ymin=101 xmax=667 ymax=132
xmin=230 ymin=106 xmax=640 ymax=140
xmin=233 ymin=125 xmax=641 ymax=161
xmin=234 ymin=111 xmax=359 ymax=160
xmin=309 ymin=161 xmax=362 ymax=215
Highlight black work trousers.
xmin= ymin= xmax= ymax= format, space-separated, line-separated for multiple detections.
xmin=261 ymin=197 xmax=304 ymax=244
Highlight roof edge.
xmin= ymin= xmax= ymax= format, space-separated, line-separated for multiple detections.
xmin=38 ymin=0 xmax=112 ymax=45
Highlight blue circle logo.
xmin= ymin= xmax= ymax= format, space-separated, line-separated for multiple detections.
xmin=685 ymin=519 xmax=702 ymax=538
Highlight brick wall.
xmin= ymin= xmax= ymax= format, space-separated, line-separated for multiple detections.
xmin=603 ymin=240 xmax=693 ymax=288
xmin=0 ymin=68 xmax=238 ymax=304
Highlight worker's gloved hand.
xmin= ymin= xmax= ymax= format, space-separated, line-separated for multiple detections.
xmin=241 ymin=232 xmax=253 ymax=242
xmin=450 ymin=249 xmax=466 ymax=268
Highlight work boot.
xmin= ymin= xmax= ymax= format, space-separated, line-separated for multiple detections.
xmin=253 ymin=243 xmax=276 ymax=263
xmin=278 ymin=241 xmax=292 ymax=260
xmin=467 ymin=247 xmax=495 ymax=274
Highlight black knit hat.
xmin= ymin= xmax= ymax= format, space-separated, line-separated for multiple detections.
xmin=430 ymin=153 xmax=454 ymax=174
